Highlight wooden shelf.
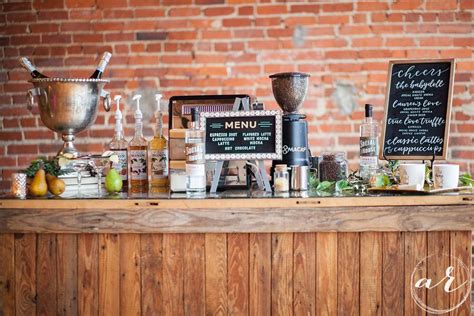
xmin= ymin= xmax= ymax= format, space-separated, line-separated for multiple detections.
xmin=1 ymin=195 xmax=473 ymax=233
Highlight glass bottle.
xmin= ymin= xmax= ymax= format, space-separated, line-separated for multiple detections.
xmin=359 ymin=103 xmax=379 ymax=182
xmin=185 ymin=108 xmax=206 ymax=196
xmin=90 ymin=52 xmax=112 ymax=79
xmin=19 ymin=57 xmax=48 ymax=78
xmin=128 ymin=95 xmax=148 ymax=192
xmin=149 ymin=94 xmax=169 ymax=191
xmin=108 ymin=95 xmax=128 ymax=191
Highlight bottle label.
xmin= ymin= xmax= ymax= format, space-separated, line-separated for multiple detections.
xmin=185 ymin=143 xmax=205 ymax=164
xmin=130 ymin=150 xmax=147 ymax=180
xmin=112 ymin=149 xmax=128 ymax=181
xmin=360 ymin=137 xmax=378 ymax=166
xmin=360 ymin=156 xmax=378 ymax=166
xmin=150 ymin=149 xmax=168 ymax=179
xmin=186 ymin=163 xmax=205 ymax=177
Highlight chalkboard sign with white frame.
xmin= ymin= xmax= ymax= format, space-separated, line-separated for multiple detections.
xmin=200 ymin=110 xmax=282 ymax=161
xmin=381 ymin=59 xmax=455 ymax=160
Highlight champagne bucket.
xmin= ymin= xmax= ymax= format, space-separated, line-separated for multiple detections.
xmin=26 ymin=78 xmax=111 ymax=157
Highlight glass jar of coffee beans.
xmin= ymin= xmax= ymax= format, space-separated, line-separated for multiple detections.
xmin=319 ymin=152 xmax=348 ymax=182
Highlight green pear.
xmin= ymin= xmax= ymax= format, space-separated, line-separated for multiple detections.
xmin=105 ymin=168 xmax=122 ymax=193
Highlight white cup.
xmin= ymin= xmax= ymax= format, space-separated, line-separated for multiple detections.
xmin=433 ymin=164 xmax=459 ymax=189
xmin=399 ymin=163 xmax=425 ymax=190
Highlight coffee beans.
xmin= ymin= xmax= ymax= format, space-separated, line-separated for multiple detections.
xmin=319 ymin=152 xmax=348 ymax=182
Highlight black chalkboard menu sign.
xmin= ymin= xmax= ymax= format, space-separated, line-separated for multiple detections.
xmin=381 ymin=59 xmax=454 ymax=160
xmin=200 ymin=110 xmax=282 ymax=161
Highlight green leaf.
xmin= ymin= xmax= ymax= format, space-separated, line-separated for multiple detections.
xmin=308 ymin=173 xmax=320 ymax=190
xmin=335 ymin=179 xmax=348 ymax=190
xmin=317 ymin=181 xmax=334 ymax=192
xmin=388 ymin=160 xmax=400 ymax=173
xmin=25 ymin=156 xmax=66 ymax=177
xmin=459 ymin=173 xmax=474 ymax=186
xmin=372 ymin=174 xmax=391 ymax=188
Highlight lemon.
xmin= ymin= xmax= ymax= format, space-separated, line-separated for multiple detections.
xmin=58 ymin=155 xmax=72 ymax=168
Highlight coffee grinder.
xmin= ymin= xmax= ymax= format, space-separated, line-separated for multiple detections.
xmin=270 ymin=72 xmax=311 ymax=172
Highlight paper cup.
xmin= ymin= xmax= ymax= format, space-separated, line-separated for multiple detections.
xmin=399 ymin=163 xmax=425 ymax=190
xmin=433 ymin=164 xmax=459 ymax=189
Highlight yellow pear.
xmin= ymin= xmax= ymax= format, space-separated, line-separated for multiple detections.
xmin=30 ymin=169 xmax=48 ymax=197
xmin=46 ymin=174 xmax=66 ymax=196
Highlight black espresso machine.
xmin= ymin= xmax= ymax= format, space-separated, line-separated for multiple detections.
xmin=269 ymin=72 xmax=311 ymax=172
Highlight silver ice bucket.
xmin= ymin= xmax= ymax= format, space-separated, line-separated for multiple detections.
xmin=27 ymin=78 xmax=111 ymax=157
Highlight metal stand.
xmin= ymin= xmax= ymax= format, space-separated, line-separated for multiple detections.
xmin=209 ymin=97 xmax=272 ymax=193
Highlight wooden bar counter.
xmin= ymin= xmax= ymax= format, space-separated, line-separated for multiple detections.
xmin=0 ymin=193 xmax=473 ymax=315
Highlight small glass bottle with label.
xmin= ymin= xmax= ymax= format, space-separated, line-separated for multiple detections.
xmin=108 ymin=95 xmax=128 ymax=191
xmin=359 ymin=103 xmax=379 ymax=182
xmin=128 ymin=95 xmax=148 ymax=192
xmin=148 ymin=94 xmax=168 ymax=191
xmin=185 ymin=108 xmax=206 ymax=196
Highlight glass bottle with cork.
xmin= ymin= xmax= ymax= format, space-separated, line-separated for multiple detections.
xmin=108 ymin=95 xmax=128 ymax=191
xmin=148 ymin=93 xmax=169 ymax=191
xmin=359 ymin=103 xmax=379 ymax=182
xmin=18 ymin=57 xmax=48 ymax=79
xmin=90 ymin=52 xmax=112 ymax=79
xmin=185 ymin=108 xmax=206 ymax=196
xmin=128 ymin=94 xmax=148 ymax=192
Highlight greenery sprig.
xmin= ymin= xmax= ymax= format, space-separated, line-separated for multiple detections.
xmin=459 ymin=174 xmax=474 ymax=187
xmin=309 ymin=171 xmax=366 ymax=194
xmin=25 ymin=157 xmax=69 ymax=178
xmin=309 ymin=159 xmax=473 ymax=194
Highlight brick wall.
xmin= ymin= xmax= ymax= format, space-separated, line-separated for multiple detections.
xmin=0 ymin=0 xmax=473 ymax=190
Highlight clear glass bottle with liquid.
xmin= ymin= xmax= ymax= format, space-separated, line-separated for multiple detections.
xmin=148 ymin=94 xmax=169 ymax=191
xmin=108 ymin=95 xmax=128 ymax=191
xmin=359 ymin=103 xmax=379 ymax=182
xmin=128 ymin=95 xmax=148 ymax=192
xmin=185 ymin=108 xmax=206 ymax=196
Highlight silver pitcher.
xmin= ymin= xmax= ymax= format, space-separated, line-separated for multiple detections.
xmin=27 ymin=78 xmax=111 ymax=157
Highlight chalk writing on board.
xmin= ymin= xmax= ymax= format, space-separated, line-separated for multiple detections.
xmin=382 ymin=60 xmax=454 ymax=159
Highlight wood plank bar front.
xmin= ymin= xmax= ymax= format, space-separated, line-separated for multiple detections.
xmin=0 ymin=195 xmax=472 ymax=315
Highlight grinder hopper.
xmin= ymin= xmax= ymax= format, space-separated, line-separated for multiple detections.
xmin=270 ymin=72 xmax=311 ymax=169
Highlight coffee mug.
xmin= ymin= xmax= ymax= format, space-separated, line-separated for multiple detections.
xmin=433 ymin=164 xmax=459 ymax=189
xmin=399 ymin=163 xmax=425 ymax=190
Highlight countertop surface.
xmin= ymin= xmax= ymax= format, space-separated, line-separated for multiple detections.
xmin=1 ymin=191 xmax=473 ymax=233
xmin=1 ymin=189 xmax=474 ymax=206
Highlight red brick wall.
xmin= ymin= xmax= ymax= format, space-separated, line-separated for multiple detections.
xmin=1 ymin=0 xmax=473 ymax=190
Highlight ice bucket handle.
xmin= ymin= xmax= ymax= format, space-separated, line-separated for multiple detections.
xmin=26 ymin=88 xmax=41 ymax=112
xmin=101 ymin=89 xmax=111 ymax=112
